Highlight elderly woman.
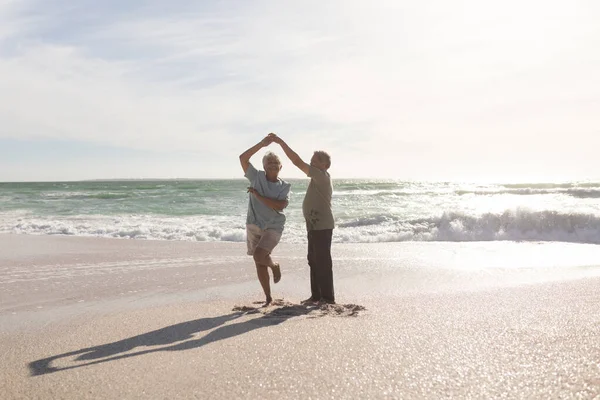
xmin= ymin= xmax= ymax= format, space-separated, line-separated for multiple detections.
xmin=239 ymin=135 xmax=291 ymax=305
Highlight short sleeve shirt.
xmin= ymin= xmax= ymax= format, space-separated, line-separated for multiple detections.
xmin=302 ymin=165 xmax=334 ymax=231
xmin=245 ymin=163 xmax=291 ymax=233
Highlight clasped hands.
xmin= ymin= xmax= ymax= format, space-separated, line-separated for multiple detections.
xmin=261 ymin=133 xmax=283 ymax=147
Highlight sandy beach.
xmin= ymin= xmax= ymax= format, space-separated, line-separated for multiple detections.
xmin=1 ymin=233 xmax=600 ymax=399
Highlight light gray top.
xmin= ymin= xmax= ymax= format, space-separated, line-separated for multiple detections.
xmin=302 ymin=165 xmax=334 ymax=231
xmin=244 ymin=163 xmax=291 ymax=233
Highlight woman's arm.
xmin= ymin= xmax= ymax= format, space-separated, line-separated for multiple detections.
xmin=247 ymin=187 xmax=289 ymax=211
xmin=239 ymin=136 xmax=272 ymax=173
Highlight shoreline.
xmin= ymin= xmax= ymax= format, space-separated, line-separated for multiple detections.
xmin=3 ymin=233 xmax=600 ymax=318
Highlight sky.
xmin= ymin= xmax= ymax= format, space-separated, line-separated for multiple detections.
xmin=0 ymin=0 xmax=599 ymax=182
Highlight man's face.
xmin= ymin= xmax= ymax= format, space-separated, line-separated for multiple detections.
xmin=310 ymin=154 xmax=318 ymax=166
xmin=310 ymin=154 xmax=326 ymax=169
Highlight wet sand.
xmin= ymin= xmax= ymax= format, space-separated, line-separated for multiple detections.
xmin=1 ymin=234 xmax=600 ymax=399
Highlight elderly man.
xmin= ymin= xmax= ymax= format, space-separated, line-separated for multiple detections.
xmin=239 ymin=135 xmax=291 ymax=305
xmin=268 ymin=133 xmax=335 ymax=304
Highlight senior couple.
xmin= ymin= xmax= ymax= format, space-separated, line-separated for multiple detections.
xmin=239 ymin=133 xmax=335 ymax=306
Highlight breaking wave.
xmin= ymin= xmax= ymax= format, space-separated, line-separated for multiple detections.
xmin=3 ymin=209 xmax=600 ymax=245
xmin=335 ymin=209 xmax=600 ymax=244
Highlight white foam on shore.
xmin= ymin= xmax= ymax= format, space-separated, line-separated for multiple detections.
xmin=3 ymin=208 xmax=600 ymax=244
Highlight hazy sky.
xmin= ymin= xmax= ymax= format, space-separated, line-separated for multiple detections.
xmin=1 ymin=0 xmax=599 ymax=182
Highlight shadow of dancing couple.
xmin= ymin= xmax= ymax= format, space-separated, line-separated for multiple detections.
xmin=29 ymin=305 xmax=312 ymax=376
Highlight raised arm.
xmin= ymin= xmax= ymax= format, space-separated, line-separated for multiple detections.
xmin=268 ymin=133 xmax=310 ymax=176
xmin=239 ymin=136 xmax=272 ymax=173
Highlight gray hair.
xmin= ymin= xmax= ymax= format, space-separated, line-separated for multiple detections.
xmin=262 ymin=151 xmax=282 ymax=168
xmin=313 ymin=151 xmax=331 ymax=169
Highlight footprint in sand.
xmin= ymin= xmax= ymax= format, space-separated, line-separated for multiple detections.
xmin=232 ymin=301 xmax=366 ymax=318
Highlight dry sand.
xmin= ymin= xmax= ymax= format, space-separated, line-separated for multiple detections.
xmin=1 ymin=234 xmax=600 ymax=399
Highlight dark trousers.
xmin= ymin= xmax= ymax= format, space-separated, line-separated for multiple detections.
xmin=307 ymin=229 xmax=334 ymax=303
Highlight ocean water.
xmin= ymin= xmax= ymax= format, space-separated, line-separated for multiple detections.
xmin=1 ymin=180 xmax=600 ymax=244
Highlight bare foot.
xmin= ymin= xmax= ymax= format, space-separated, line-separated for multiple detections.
xmin=271 ymin=263 xmax=281 ymax=283
xmin=263 ymin=296 xmax=273 ymax=307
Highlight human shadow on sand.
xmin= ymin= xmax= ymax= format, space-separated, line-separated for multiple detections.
xmin=29 ymin=302 xmax=313 ymax=376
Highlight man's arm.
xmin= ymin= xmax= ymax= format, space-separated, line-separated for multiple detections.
xmin=247 ymin=187 xmax=289 ymax=211
xmin=268 ymin=133 xmax=310 ymax=176
xmin=239 ymin=136 xmax=272 ymax=173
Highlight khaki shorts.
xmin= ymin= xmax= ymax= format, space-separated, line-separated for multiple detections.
xmin=246 ymin=224 xmax=282 ymax=255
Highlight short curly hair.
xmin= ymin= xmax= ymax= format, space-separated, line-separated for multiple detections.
xmin=262 ymin=151 xmax=282 ymax=169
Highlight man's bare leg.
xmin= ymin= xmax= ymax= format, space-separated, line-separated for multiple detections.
xmin=254 ymin=247 xmax=281 ymax=283
xmin=255 ymin=263 xmax=272 ymax=304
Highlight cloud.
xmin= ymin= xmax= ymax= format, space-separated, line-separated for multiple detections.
xmin=1 ymin=0 xmax=599 ymax=180
xmin=1 ymin=1 xmax=372 ymax=154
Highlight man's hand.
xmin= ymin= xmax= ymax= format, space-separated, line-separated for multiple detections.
xmin=268 ymin=133 xmax=283 ymax=144
xmin=260 ymin=135 xmax=274 ymax=147
xmin=247 ymin=187 xmax=259 ymax=196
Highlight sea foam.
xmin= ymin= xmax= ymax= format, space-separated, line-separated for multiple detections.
xmin=3 ymin=208 xmax=600 ymax=244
